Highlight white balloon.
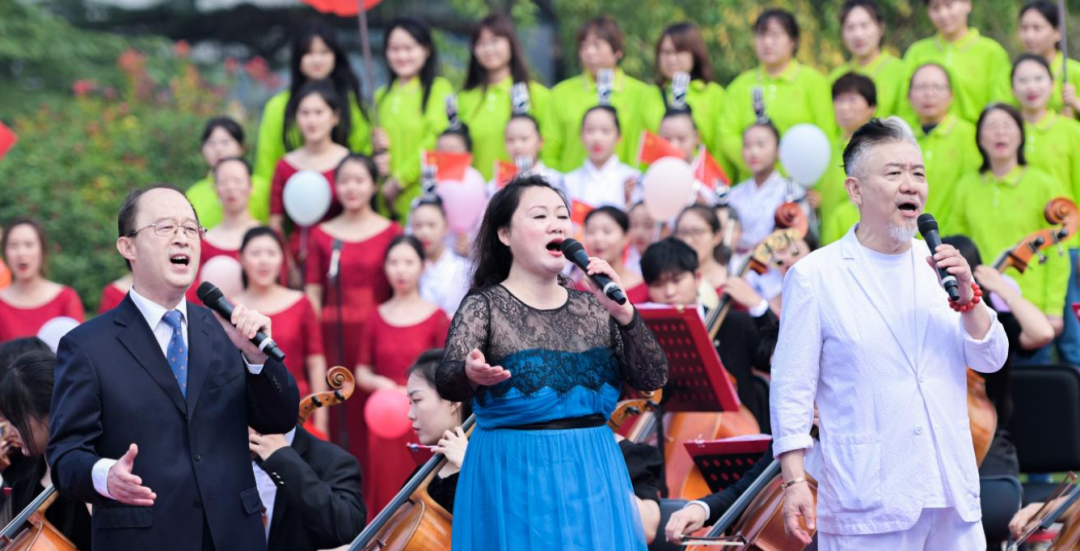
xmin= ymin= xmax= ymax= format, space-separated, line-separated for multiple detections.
xmin=283 ymin=170 xmax=333 ymax=226
xmin=200 ymin=256 xmax=244 ymax=300
xmin=779 ymin=123 xmax=832 ymax=187
xmin=37 ymin=316 xmax=80 ymax=353
xmin=642 ymin=157 xmax=695 ymax=220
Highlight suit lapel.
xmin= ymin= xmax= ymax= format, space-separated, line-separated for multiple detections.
xmin=840 ymin=230 xmax=917 ymax=371
xmin=185 ymin=306 xmax=213 ymax=415
xmin=114 ymin=296 xmax=187 ymax=416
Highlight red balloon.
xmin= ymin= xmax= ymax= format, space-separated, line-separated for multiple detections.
xmin=364 ymin=388 xmax=412 ymax=439
xmin=298 ymin=0 xmax=382 ymax=17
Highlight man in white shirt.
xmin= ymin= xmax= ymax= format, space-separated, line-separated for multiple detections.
xmin=771 ymin=117 xmax=1008 ymax=550
xmin=48 ymin=185 xmax=299 ymax=551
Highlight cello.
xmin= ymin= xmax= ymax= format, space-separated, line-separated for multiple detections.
xmin=657 ymin=204 xmax=809 ymax=500
xmin=0 ymin=486 xmax=77 ymax=551
xmin=969 ymin=197 xmax=1080 ymax=465
xmin=298 ymin=365 xmax=356 ymax=425
xmin=348 ymin=415 xmax=475 ymax=551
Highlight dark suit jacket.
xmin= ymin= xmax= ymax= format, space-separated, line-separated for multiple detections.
xmin=46 ymin=295 xmax=299 ymax=551
xmin=261 ymin=426 xmax=366 ymax=551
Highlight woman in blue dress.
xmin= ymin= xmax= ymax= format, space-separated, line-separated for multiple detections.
xmin=436 ymin=175 xmax=669 ymax=550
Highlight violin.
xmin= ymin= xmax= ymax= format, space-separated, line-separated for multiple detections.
xmin=348 ymin=415 xmax=476 ymax=551
xmin=0 ymin=486 xmax=77 ymax=551
xmin=658 ymin=204 xmax=808 ymax=501
xmin=298 ymin=365 xmax=355 ymax=425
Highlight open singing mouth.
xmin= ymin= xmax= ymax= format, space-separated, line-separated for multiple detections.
xmin=170 ymin=254 xmax=191 ymax=266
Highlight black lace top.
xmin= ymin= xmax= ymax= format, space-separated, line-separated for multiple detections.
xmin=436 ymin=285 xmax=668 ymax=424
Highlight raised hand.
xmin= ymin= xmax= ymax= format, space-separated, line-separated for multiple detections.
xmin=214 ymin=303 xmax=272 ymax=364
xmin=436 ymin=426 xmax=468 ymax=469
xmin=107 ymin=444 xmax=156 ymax=506
xmin=464 ymin=348 xmax=511 ymax=388
xmin=580 ymin=257 xmax=635 ymax=325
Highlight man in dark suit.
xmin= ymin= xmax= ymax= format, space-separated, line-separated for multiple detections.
xmin=249 ymin=425 xmax=366 ymax=551
xmin=47 ymin=185 xmax=300 ymax=551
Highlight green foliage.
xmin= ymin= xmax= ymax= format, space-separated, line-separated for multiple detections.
xmin=0 ymin=3 xmax=235 ymax=312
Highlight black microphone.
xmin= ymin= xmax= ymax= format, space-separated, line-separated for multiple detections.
xmin=197 ymin=282 xmax=286 ymax=362
xmin=559 ymin=238 xmax=627 ymax=305
xmin=917 ymin=213 xmax=960 ymax=302
xmin=328 ymin=238 xmax=343 ymax=282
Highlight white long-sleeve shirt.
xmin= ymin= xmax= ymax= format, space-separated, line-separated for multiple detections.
xmin=769 ymin=226 xmax=1008 ymax=536
xmin=562 ymin=156 xmax=640 ymax=210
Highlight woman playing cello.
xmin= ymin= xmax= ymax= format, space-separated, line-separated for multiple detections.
xmin=436 ymin=175 xmax=669 ymax=550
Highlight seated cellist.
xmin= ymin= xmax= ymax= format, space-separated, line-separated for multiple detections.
xmin=0 ymin=347 xmax=93 ymax=549
xmin=249 ymin=409 xmax=365 ymax=550
xmin=406 ymin=348 xmax=666 ymax=544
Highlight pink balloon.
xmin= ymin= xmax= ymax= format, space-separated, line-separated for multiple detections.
xmin=199 ymin=256 xmax=243 ymax=299
xmin=365 ymin=388 xmax=412 ymax=439
xmin=436 ymin=171 xmax=488 ymax=233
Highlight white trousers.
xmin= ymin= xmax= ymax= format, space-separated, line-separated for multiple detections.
xmin=818 ymin=508 xmax=986 ymax=551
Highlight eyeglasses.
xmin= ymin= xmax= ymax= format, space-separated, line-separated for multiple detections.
xmin=675 ymin=227 xmax=713 ymax=239
xmin=128 ymin=221 xmax=205 ymax=240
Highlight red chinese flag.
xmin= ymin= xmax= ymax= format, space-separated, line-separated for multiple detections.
xmin=0 ymin=121 xmax=16 ymax=164
xmin=571 ymin=200 xmax=595 ymax=227
xmin=637 ymin=131 xmax=684 ymax=166
xmin=693 ymin=147 xmax=730 ymax=188
xmin=424 ymin=151 xmax=472 ymax=182
xmin=495 ymin=160 xmax=518 ymax=189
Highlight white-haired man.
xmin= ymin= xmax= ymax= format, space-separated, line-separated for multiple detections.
xmin=771 ymin=117 xmax=1008 ymax=549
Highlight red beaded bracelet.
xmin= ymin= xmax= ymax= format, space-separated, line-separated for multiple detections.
xmin=949 ymin=283 xmax=983 ymax=313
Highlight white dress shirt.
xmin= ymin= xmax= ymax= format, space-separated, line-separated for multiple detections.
xmin=92 ymin=286 xmax=265 ymax=499
xmin=727 ymin=171 xmax=795 ymax=252
xmin=563 ymin=156 xmax=641 ymax=210
xmin=770 ymin=226 xmax=1008 ymax=536
xmin=253 ymin=428 xmax=297 ymax=540
xmin=420 ymin=251 xmax=472 ymax=316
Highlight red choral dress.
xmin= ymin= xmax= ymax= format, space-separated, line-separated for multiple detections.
xmin=0 ymin=287 xmax=85 ymax=343
xmin=270 ymin=159 xmax=341 ymax=261
xmin=305 ymin=223 xmax=401 ymax=469
xmin=358 ymin=308 xmax=450 ymax=515
xmin=97 ymin=283 xmax=128 ymax=314
xmin=267 ymin=294 xmax=323 ymax=398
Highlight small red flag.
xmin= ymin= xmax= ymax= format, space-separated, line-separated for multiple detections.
xmin=0 ymin=121 xmax=17 ymax=164
xmin=571 ymin=200 xmax=595 ymax=227
xmin=637 ymin=131 xmax=684 ymax=166
xmin=692 ymin=146 xmax=730 ymax=188
xmin=423 ymin=151 xmax=473 ymax=182
xmin=495 ymin=160 xmax=518 ymax=189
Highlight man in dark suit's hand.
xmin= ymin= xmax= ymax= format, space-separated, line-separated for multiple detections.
xmin=106 ymin=443 xmax=156 ymax=506
xmin=214 ymin=303 xmax=272 ymax=365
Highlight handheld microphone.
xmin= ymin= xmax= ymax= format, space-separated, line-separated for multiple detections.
xmin=559 ymin=238 xmax=627 ymax=305
xmin=917 ymin=213 xmax=960 ymax=302
xmin=197 ymin=282 xmax=286 ymax=362
xmin=328 ymin=238 xmax=343 ymax=282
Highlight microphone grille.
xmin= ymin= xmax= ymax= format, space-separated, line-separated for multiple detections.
xmin=196 ymin=281 xmax=223 ymax=304
xmin=916 ymin=213 xmax=937 ymax=235
xmin=559 ymin=238 xmax=584 ymax=256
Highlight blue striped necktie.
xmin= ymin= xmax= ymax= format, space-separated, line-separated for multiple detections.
xmin=162 ymin=310 xmax=188 ymax=398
